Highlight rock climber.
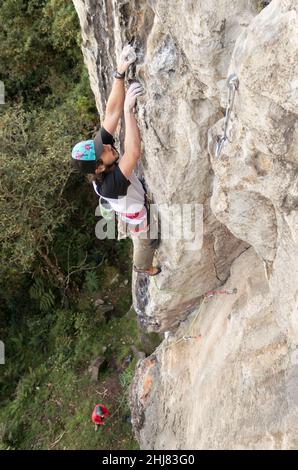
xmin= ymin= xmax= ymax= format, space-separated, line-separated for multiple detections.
xmin=91 ymin=404 xmax=109 ymax=431
xmin=71 ymin=45 xmax=161 ymax=276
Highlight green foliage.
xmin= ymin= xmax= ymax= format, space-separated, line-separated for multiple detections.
xmin=120 ymin=367 xmax=135 ymax=390
xmin=117 ymin=364 xmax=136 ymax=417
xmin=256 ymin=1 xmax=271 ymax=12
xmin=84 ymin=271 xmax=100 ymax=294
xmin=0 ymin=80 xmax=96 ymax=275
xmin=0 ymin=0 xmax=143 ymax=452
xmin=0 ymin=0 xmax=81 ymax=103
xmin=0 ymin=301 xmax=141 ymax=449
xmin=1 ymin=363 xmax=49 ymax=446
xmin=42 ymin=0 xmax=80 ymax=51
xmin=0 ymin=103 xmax=69 ymax=273
xmin=30 ymin=277 xmax=55 ymax=312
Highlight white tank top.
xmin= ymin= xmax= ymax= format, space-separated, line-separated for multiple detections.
xmin=92 ymin=170 xmax=147 ymax=225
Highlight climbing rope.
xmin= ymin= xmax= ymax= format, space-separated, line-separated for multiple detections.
xmin=150 ymin=276 xmax=237 ymax=351
xmin=162 ymin=287 xmax=238 ymax=351
xmin=152 ymin=274 xmax=237 ymax=298
xmin=161 ymin=297 xmax=207 ymax=351
xmin=216 ymin=73 xmax=239 ymax=158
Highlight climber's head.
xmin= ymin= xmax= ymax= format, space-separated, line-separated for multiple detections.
xmin=71 ymin=133 xmax=119 ymax=174
xmin=95 ymin=406 xmax=104 ymax=417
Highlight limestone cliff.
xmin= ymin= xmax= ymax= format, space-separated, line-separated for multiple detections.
xmin=73 ymin=0 xmax=298 ymax=449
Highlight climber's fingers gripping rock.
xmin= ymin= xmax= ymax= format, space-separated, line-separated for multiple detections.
xmin=124 ymin=82 xmax=145 ymax=113
xmin=118 ymin=44 xmax=137 ymax=74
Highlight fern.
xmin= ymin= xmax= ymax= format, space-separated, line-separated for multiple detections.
xmin=29 ymin=277 xmax=55 ymax=312
xmin=84 ymin=270 xmax=99 ymax=294
xmin=40 ymin=290 xmax=55 ymax=312
xmin=29 ymin=277 xmax=44 ymax=300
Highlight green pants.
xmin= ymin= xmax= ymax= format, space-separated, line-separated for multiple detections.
xmin=117 ymin=207 xmax=159 ymax=270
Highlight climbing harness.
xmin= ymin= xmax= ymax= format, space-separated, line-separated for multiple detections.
xmin=215 ymin=73 xmax=239 ymax=159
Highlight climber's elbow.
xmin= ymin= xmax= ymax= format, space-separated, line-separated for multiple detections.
xmin=119 ymin=152 xmax=140 ymax=179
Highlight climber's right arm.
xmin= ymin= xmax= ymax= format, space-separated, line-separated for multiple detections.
xmin=102 ymin=45 xmax=136 ymax=136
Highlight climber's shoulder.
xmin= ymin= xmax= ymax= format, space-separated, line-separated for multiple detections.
xmin=94 ymin=126 xmax=115 ymax=146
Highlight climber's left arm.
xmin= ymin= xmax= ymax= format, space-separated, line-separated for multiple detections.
xmin=103 ymin=45 xmax=136 ymax=136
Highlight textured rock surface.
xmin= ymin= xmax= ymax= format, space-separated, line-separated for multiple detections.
xmin=131 ymin=248 xmax=298 ymax=449
xmin=73 ymin=0 xmax=252 ymax=331
xmin=209 ymin=0 xmax=298 ymax=343
xmin=73 ymin=0 xmax=298 ymax=449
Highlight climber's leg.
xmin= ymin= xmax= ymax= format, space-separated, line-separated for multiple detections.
xmin=129 ymin=213 xmax=160 ymax=275
xmin=131 ymin=232 xmax=159 ymax=272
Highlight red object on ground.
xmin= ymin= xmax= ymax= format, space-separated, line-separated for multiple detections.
xmin=92 ymin=404 xmax=110 ymax=426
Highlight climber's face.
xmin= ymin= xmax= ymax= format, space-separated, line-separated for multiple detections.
xmin=95 ymin=144 xmax=119 ymax=174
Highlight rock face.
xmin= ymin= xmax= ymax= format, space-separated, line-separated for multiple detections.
xmin=130 ymin=248 xmax=292 ymax=449
xmin=73 ymin=0 xmax=298 ymax=449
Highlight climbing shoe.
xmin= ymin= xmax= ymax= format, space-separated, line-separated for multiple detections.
xmin=133 ymin=266 xmax=162 ymax=276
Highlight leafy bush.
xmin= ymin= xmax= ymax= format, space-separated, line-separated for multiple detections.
xmin=0 ymin=0 xmax=141 ymax=451
xmin=0 ymin=0 xmax=82 ymax=103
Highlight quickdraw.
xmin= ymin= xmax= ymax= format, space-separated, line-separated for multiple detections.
xmin=182 ymin=335 xmax=201 ymax=341
xmin=204 ymin=288 xmax=237 ymax=298
xmin=216 ymin=74 xmax=239 ymax=159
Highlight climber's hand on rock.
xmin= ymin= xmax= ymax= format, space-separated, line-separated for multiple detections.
xmin=117 ymin=45 xmax=137 ymax=74
xmin=124 ymin=82 xmax=144 ymax=113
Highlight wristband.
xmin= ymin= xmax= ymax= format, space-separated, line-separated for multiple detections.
xmin=113 ymin=70 xmax=125 ymax=79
